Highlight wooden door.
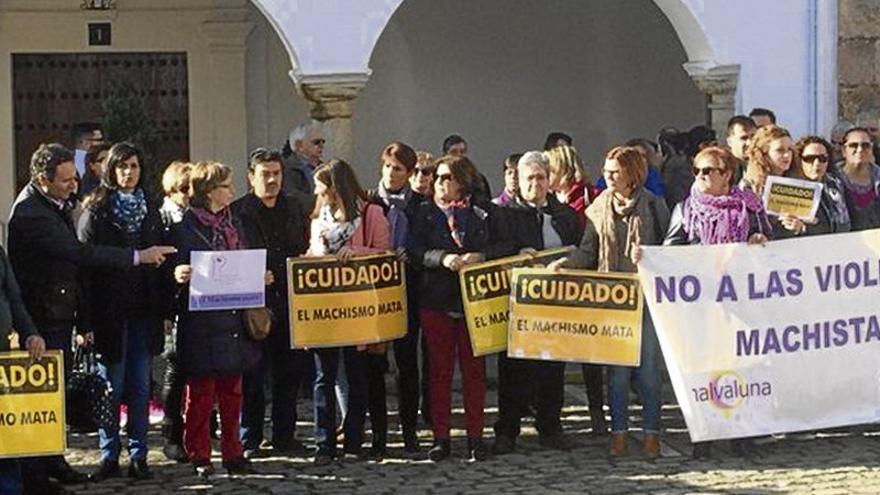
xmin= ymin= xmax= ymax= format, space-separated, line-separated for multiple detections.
xmin=12 ymin=52 xmax=189 ymax=192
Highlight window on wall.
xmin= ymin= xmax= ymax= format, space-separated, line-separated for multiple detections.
xmin=12 ymin=52 xmax=190 ymax=192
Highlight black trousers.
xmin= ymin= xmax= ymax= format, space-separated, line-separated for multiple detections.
xmin=366 ymin=352 xmax=389 ymax=449
xmin=494 ymin=354 xmax=566 ymax=438
xmin=161 ymin=328 xmax=185 ymax=445
xmin=581 ymin=364 xmax=605 ymax=413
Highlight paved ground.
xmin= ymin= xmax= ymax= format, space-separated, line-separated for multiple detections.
xmin=60 ymin=376 xmax=880 ymax=495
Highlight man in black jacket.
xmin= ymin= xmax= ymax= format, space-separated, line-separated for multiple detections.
xmin=492 ymin=151 xmax=584 ymax=455
xmin=232 ymin=148 xmax=311 ymax=458
xmin=7 ymin=143 xmax=174 ymax=494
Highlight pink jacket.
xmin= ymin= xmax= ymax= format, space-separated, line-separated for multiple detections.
xmin=347 ymin=203 xmax=391 ymax=254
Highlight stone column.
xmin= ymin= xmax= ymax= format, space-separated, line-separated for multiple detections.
xmin=295 ymin=73 xmax=369 ymax=163
xmin=199 ymin=10 xmax=253 ymax=167
xmin=684 ymin=63 xmax=740 ymax=137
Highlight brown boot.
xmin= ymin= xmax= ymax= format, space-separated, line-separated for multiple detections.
xmin=643 ymin=433 xmax=661 ymax=460
xmin=609 ymin=432 xmax=628 ymax=457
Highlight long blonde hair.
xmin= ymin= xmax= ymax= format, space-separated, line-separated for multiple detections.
xmin=546 ymin=145 xmax=587 ymax=189
xmin=744 ymin=124 xmax=791 ymax=194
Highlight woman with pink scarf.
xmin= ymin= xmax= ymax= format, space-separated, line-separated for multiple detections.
xmin=663 ymin=146 xmax=770 ymax=459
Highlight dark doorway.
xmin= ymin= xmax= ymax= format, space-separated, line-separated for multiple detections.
xmin=12 ymin=52 xmax=190 ymax=192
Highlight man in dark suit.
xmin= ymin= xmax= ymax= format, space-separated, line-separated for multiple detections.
xmin=7 ymin=143 xmax=174 ymax=495
xmin=232 ymin=148 xmax=311 ymax=458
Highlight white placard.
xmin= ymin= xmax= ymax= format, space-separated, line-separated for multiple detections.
xmin=189 ymin=249 xmax=266 ymax=311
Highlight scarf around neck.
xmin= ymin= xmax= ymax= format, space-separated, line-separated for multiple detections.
xmin=436 ymin=195 xmax=471 ymax=248
xmin=191 ymin=207 xmax=241 ymax=250
xmin=317 ymin=204 xmax=361 ymax=254
xmin=377 ymin=182 xmax=411 ymax=249
xmin=682 ymin=184 xmax=765 ymax=245
xmin=586 ymin=188 xmax=654 ymax=272
xmin=111 ymin=189 xmax=147 ymax=235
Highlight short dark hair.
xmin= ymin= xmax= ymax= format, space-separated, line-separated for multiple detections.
xmin=748 ymin=108 xmax=777 ymax=124
xmin=30 ymin=143 xmax=74 ymax=181
xmin=726 ymin=115 xmax=757 ymax=137
xmin=381 ymin=141 xmax=417 ymax=172
xmin=842 ymin=126 xmax=874 ymax=144
xmin=435 ymin=155 xmax=482 ymax=197
xmin=71 ymin=122 xmax=102 ymax=143
xmin=82 ymin=142 xmax=143 ymax=208
xmin=504 ymin=153 xmax=523 ymax=171
xmin=248 ymin=147 xmax=284 ymax=172
xmin=543 ymin=132 xmax=573 ymax=151
xmin=86 ymin=142 xmax=112 ymax=166
xmin=442 ymin=134 xmax=467 ymax=154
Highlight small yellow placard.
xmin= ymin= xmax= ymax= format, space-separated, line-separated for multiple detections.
xmin=288 ymin=253 xmax=407 ymax=348
xmin=0 ymin=351 xmax=66 ymax=459
xmin=459 ymin=247 xmax=573 ymax=356
xmin=762 ymin=176 xmax=823 ymax=220
xmin=508 ymin=268 xmax=643 ymax=365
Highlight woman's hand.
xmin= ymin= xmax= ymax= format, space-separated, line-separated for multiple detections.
xmin=174 ymin=264 xmax=192 ymax=283
xmin=265 ymin=271 xmax=275 ymax=286
xmin=630 ymin=244 xmax=643 ymax=265
xmin=395 ymin=246 xmax=408 ymax=263
xmin=442 ymin=254 xmax=463 ymax=272
xmin=779 ymin=214 xmax=806 ymax=235
xmin=336 ymin=246 xmax=355 ymax=264
xmin=520 ymin=247 xmax=539 ymax=258
xmin=748 ymin=233 xmax=768 ymax=246
xmin=547 ymin=257 xmax=568 ymax=272
xmin=459 ymin=252 xmax=484 ymax=266
xmin=24 ymin=335 xmax=46 ymax=361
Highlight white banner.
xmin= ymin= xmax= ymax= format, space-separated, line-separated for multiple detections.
xmin=639 ymin=230 xmax=880 ymax=442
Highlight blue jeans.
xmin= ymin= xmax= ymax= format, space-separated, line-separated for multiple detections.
xmin=312 ymin=347 xmax=367 ymax=456
xmin=0 ymin=459 xmax=21 ymax=494
xmin=608 ymin=311 xmax=661 ymax=433
xmin=97 ymin=319 xmax=152 ymax=462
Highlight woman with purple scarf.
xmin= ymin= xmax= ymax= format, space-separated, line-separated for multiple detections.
xmin=663 ymin=146 xmax=770 ymax=459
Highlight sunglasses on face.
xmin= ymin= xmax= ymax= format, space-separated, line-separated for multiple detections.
xmin=311 ymin=139 xmax=326 ymax=146
xmin=801 ymin=154 xmax=829 ymax=163
xmin=692 ymin=167 xmax=724 ymax=177
xmin=416 ymin=167 xmax=435 ymax=176
xmin=846 ymin=142 xmax=872 ymax=151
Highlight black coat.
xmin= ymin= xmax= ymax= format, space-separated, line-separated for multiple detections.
xmin=0 ymin=246 xmax=38 ymax=351
xmin=231 ymin=193 xmax=309 ymax=317
xmin=172 ymin=210 xmax=260 ymax=377
xmin=7 ymin=183 xmax=132 ymax=331
xmin=501 ymin=196 xmax=584 ymax=250
xmin=408 ymin=197 xmax=510 ymax=313
xmin=76 ymin=193 xmax=165 ymax=361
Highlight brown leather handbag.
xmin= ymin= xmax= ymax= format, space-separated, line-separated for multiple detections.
xmin=244 ymin=307 xmax=273 ymax=341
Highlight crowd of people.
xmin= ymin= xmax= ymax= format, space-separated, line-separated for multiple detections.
xmin=0 ymin=108 xmax=878 ymax=494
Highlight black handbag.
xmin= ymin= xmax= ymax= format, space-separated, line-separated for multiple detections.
xmin=66 ymin=347 xmax=115 ymax=432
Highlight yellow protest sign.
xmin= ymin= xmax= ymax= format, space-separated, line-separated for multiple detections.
xmin=508 ymin=268 xmax=643 ymax=365
xmin=0 ymin=351 xmax=66 ymax=459
xmin=288 ymin=253 xmax=407 ymax=348
xmin=459 ymin=247 xmax=574 ymax=356
xmin=762 ymin=175 xmax=823 ymax=220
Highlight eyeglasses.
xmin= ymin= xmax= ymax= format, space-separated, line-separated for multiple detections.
xmin=846 ymin=142 xmax=872 ymax=151
xmin=436 ymin=173 xmax=453 ymax=183
xmin=801 ymin=154 xmax=829 ymax=163
xmin=416 ymin=167 xmax=435 ymax=176
xmin=311 ymin=139 xmax=326 ymax=146
xmin=692 ymin=167 xmax=724 ymax=177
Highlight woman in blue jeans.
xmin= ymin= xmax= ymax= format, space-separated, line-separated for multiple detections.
xmin=77 ymin=143 xmax=166 ymax=481
xmin=552 ymin=145 xmax=670 ymax=459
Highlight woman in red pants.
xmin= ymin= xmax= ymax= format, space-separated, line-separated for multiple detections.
xmin=408 ymin=155 xmax=510 ymax=461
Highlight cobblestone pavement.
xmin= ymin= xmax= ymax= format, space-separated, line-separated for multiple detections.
xmin=60 ymin=379 xmax=880 ymax=495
